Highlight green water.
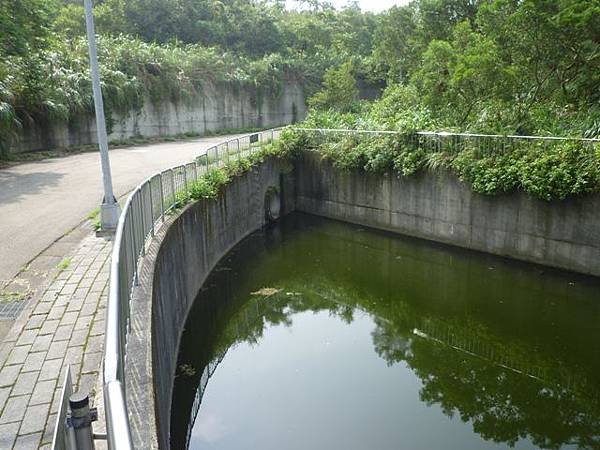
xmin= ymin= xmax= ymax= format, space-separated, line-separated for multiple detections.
xmin=172 ymin=213 xmax=600 ymax=450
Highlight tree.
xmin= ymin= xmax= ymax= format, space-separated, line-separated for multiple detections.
xmin=373 ymin=5 xmax=422 ymax=82
xmin=0 ymin=0 xmax=56 ymax=56
xmin=308 ymin=61 xmax=358 ymax=112
xmin=418 ymin=0 xmax=482 ymax=42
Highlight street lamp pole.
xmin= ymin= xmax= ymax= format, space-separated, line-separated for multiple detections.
xmin=83 ymin=0 xmax=120 ymax=231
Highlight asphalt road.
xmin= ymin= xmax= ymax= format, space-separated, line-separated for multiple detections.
xmin=0 ymin=134 xmax=244 ymax=284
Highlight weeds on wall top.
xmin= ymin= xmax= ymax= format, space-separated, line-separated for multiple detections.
xmin=172 ymin=129 xmax=299 ymax=212
xmin=286 ymin=116 xmax=600 ymax=201
xmin=0 ymin=36 xmax=294 ymax=157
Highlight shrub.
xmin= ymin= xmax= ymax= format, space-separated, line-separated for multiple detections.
xmin=293 ymin=125 xmax=600 ymax=201
xmin=308 ymin=61 xmax=359 ymax=113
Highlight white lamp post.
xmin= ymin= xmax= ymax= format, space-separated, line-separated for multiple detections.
xmin=83 ymin=0 xmax=120 ymax=231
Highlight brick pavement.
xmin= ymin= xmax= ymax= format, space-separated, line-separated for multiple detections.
xmin=0 ymin=233 xmax=111 ymax=449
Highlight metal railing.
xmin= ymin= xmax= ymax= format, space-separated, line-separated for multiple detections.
xmin=295 ymin=127 xmax=600 ymax=154
xmin=103 ymin=125 xmax=598 ymax=448
xmin=184 ymin=351 xmax=227 ymax=449
xmin=413 ymin=318 xmax=599 ymax=398
xmin=103 ymin=128 xmax=282 ymax=449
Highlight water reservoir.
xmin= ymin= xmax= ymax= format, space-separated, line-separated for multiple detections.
xmin=171 ymin=213 xmax=600 ymax=450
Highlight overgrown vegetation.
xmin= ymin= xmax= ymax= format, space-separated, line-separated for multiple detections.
xmin=292 ymin=0 xmax=600 ymax=202
xmin=57 ymin=257 xmax=72 ymax=274
xmin=0 ymin=0 xmax=379 ymax=158
xmin=305 ymin=0 xmax=599 ymax=138
xmin=308 ymin=61 xmax=359 ymax=113
xmin=1 ymin=0 xmax=598 ymax=164
xmin=172 ymin=128 xmax=300 ymax=209
xmin=284 ymin=123 xmax=600 ymax=201
xmin=87 ymin=207 xmax=102 ymax=231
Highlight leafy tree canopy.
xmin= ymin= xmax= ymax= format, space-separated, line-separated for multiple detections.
xmin=1 ymin=0 xmax=599 ymax=157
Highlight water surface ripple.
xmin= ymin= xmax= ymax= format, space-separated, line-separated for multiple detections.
xmin=172 ymin=213 xmax=600 ymax=450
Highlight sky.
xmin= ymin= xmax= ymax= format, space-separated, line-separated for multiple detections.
xmin=329 ymin=0 xmax=409 ymax=11
xmin=286 ymin=0 xmax=410 ymax=13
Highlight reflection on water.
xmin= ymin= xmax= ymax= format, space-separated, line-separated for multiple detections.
xmin=172 ymin=213 xmax=600 ymax=450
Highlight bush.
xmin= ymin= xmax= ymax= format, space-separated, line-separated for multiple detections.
xmin=518 ymin=142 xmax=600 ymax=200
xmin=452 ymin=148 xmax=523 ymax=195
xmin=293 ymin=125 xmax=600 ymax=201
xmin=0 ymin=35 xmax=297 ymax=157
xmin=308 ymin=61 xmax=359 ymax=113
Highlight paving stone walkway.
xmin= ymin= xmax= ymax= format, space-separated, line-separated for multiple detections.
xmin=0 ymin=233 xmax=111 ymax=449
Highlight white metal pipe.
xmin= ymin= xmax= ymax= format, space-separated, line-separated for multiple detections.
xmin=104 ymin=382 xmax=133 ymax=450
xmin=103 ymin=128 xmax=282 ymax=449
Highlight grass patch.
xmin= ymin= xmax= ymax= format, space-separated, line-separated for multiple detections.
xmin=57 ymin=257 xmax=72 ymax=274
xmin=0 ymin=289 xmax=29 ymax=303
xmin=169 ymin=129 xmax=298 ymax=214
xmin=87 ymin=207 xmax=100 ymax=220
xmin=87 ymin=208 xmax=102 ymax=231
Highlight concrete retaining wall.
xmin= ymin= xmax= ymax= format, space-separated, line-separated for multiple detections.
xmin=294 ymin=151 xmax=600 ymax=276
xmin=127 ymin=150 xmax=598 ymax=449
xmin=12 ymin=81 xmax=305 ymax=153
xmin=125 ymin=157 xmax=292 ymax=449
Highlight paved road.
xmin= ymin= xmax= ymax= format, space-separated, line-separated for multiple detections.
xmin=0 ymin=134 xmax=244 ymax=283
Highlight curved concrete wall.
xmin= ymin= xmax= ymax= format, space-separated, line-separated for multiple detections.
xmin=125 ymin=149 xmax=598 ymax=449
xmin=12 ymin=82 xmax=305 ymax=153
xmin=125 ymin=158 xmax=292 ymax=449
xmin=294 ymin=151 xmax=600 ymax=276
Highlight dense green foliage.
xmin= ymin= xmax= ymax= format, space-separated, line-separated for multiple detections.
xmin=1 ymin=0 xmax=598 ymax=161
xmin=280 ymin=124 xmax=600 ymax=200
xmin=288 ymin=0 xmax=600 ymax=201
xmin=0 ymin=0 xmax=379 ymax=157
xmin=308 ymin=61 xmax=358 ymax=113
xmin=369 ymin=0 xmax=600 ymax=137
xmin=304 ymin=0 xmax=600 ymax=138
xmin=174 ymin=128 xmax=299 ymax=207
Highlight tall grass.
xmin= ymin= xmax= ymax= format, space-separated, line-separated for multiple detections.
xmin=0 ymin=35 xmax=297 ymax=158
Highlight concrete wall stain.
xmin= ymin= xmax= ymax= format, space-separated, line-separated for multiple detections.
xmin=127 ymin=150 xmax=598 ymax=449
xmin=12 ymin=82 xmax=306 ymax=153
xmin=294 ymin=151 xmax=600 ymax=277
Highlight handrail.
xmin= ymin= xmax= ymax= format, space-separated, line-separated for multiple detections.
xmin=103 ymin=128 xmax=282 ymax=449
xmin=294 ymin=127 xmax=599 ymax=157
xmin=294 ymin=127 xmax=600 ymax=142
xmin=103 ymin=124 xmax=597 ymax=449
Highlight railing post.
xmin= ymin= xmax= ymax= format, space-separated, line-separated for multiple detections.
xmin=127 ymin=215 xmax=137 ymax=285
xmin=137 ymin=193 xmax=145 ymax=257
xmin=183 ymin=167 xmax=188 ymax=198
xmin=148 ymin=180 xmax=155 ymax=238
xmin=67 ymin=392 xmax=98 ymax=450
xmin=170 ymin=168 xmax=176 ymax=209
xmin=159 ymin=175 xmax=165 ymax=222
